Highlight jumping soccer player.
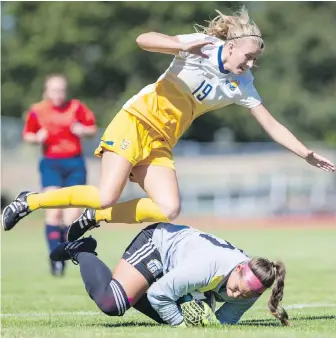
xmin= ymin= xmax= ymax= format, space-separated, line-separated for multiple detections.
xmin=2 ymin=7 xmax=334 ymax=240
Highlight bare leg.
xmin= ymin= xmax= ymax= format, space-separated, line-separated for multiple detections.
xmin=132 ymin=165 xmax=181 ymax=221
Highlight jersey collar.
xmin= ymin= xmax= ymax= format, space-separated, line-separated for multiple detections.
xmin=217 ymin=45 xmax=230 ymax=74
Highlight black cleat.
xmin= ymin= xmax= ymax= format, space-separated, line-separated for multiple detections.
xmin=50 ymin=236 xmax=97 ymax=264
xmin=50 ymin=260 xmax=66 ymax=277
xmin=67 ymin=208 xmax=100 ymax=242
xmin=1 ymin=191 xmax=37 ymax=231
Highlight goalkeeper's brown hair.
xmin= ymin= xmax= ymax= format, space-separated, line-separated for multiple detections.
xmin=248 ymin=257 xmax=290 ymax=326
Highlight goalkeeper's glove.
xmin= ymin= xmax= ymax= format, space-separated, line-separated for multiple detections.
xmin=180 ymin=300 xmax=220 ymax=327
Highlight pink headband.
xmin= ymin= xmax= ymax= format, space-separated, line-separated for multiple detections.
xmin=242 ymin=263 xmax=266 ymax=295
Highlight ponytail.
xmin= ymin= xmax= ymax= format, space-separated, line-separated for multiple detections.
xmin=268 ymin=261 xmax=290 ymax=326
xmin=249 ymin=257 xmax=290 ymax=326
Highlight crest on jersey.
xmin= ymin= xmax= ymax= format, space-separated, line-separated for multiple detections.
xmin=225 ymin=79 xmax=240 ymax=91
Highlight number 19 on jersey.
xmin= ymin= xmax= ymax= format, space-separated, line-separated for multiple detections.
xmin=192 ymin=80 xmax=213 ymax=102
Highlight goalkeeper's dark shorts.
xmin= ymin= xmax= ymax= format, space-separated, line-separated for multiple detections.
xmin=122 ymin=223 xmax=163 ymax=285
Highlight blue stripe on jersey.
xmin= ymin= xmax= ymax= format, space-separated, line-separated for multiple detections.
xmin=217 ymin=45 xmax=230 ymax=74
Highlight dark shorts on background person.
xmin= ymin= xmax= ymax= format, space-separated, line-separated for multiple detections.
xmin=39 ymin=155 xmax=87 ymax=188
xmin=122 ymin=223 xmax=163 ymax=285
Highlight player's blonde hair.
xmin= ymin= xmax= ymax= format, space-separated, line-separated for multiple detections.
xmin=195 ymin=6 xmax=264 ymax=50
xmin=248 ymin=257 xmax=290 ymax=326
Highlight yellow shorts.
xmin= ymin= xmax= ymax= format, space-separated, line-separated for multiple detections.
xmin=94 ymin=109 xmax=175 ymax=174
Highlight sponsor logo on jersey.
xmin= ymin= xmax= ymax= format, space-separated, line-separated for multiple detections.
xmin=147 ymin=259 xmax=163 ymax=279
xmin=120 ymin=139 xmax=131 ymax=150
xmin=225 ymin=79 xmax=240 ymax=91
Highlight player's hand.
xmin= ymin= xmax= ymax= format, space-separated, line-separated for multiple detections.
xmin=36 ymin=128 xmax=48 ymax=143
xmin=70 ymin=122 xmax=87 ymax=137
xmin=181 ymin=300 xmax=220 ymax=327
xmin=305 ymin=151 xmax=335 ymax=172
xmin=181 ymin=40 xmax=214 ymax=59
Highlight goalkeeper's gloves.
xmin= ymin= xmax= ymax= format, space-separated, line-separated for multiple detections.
xmin=180 ymin=300 xmax=220 ymax=327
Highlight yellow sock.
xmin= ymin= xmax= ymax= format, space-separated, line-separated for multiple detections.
xmin=27 ymin=185 xmax=102 ymax=211
xmin=95 ymin=198 xmax=170 ymax=223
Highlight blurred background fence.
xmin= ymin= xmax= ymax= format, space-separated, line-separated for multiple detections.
xmin=1 ymin=2 xmax=336 ymax=218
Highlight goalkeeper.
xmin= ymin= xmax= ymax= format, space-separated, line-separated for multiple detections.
xmin=49 ymin=222 xmax=290 ymax=327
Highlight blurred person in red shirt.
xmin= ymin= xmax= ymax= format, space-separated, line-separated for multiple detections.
xmin=22 ymin=74 xmax=97 ymax=276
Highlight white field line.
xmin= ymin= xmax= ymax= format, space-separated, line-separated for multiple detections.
xmin=1 ymin=303 xmax=336 ymax=318
xmin=1 ymin=311 xmax=101 ymax=318
xmin=282 ymin=303 xmax=336 ymax=310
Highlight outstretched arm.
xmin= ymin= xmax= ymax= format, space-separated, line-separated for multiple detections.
xmin=136 ymin=32 xmax=213 ymax=58
xmin=136 ymin=32 xmax=183 ymax=55
xmin=250 ymin=104 xmax=335 ymax=172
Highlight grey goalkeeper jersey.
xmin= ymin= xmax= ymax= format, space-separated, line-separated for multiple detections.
xmin=147 ymin=223 xmax=259 ymax=326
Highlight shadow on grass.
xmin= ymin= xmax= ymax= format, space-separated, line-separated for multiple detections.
xmin=85 ymin=315 xmax=336 ymax=328
xmin=240 ymin=315 xmax=336 ymax=327
xmin=88 ymin=321 xmax=160 ymax=328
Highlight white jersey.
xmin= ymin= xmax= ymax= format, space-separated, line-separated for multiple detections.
xmin=163 ymin=32 xmax=262 ymax=111
xmin=147 ymin=223 xmax=259 ymax=326
xmin=123 ymin=33 xmax=262 ymax=147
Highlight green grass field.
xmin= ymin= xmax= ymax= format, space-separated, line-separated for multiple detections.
xmin=2 ymin=216 xmax=336 ymax=338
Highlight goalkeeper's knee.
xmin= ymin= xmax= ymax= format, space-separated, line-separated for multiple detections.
xmin=94 ymin=279 xmax=130 ymax=316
